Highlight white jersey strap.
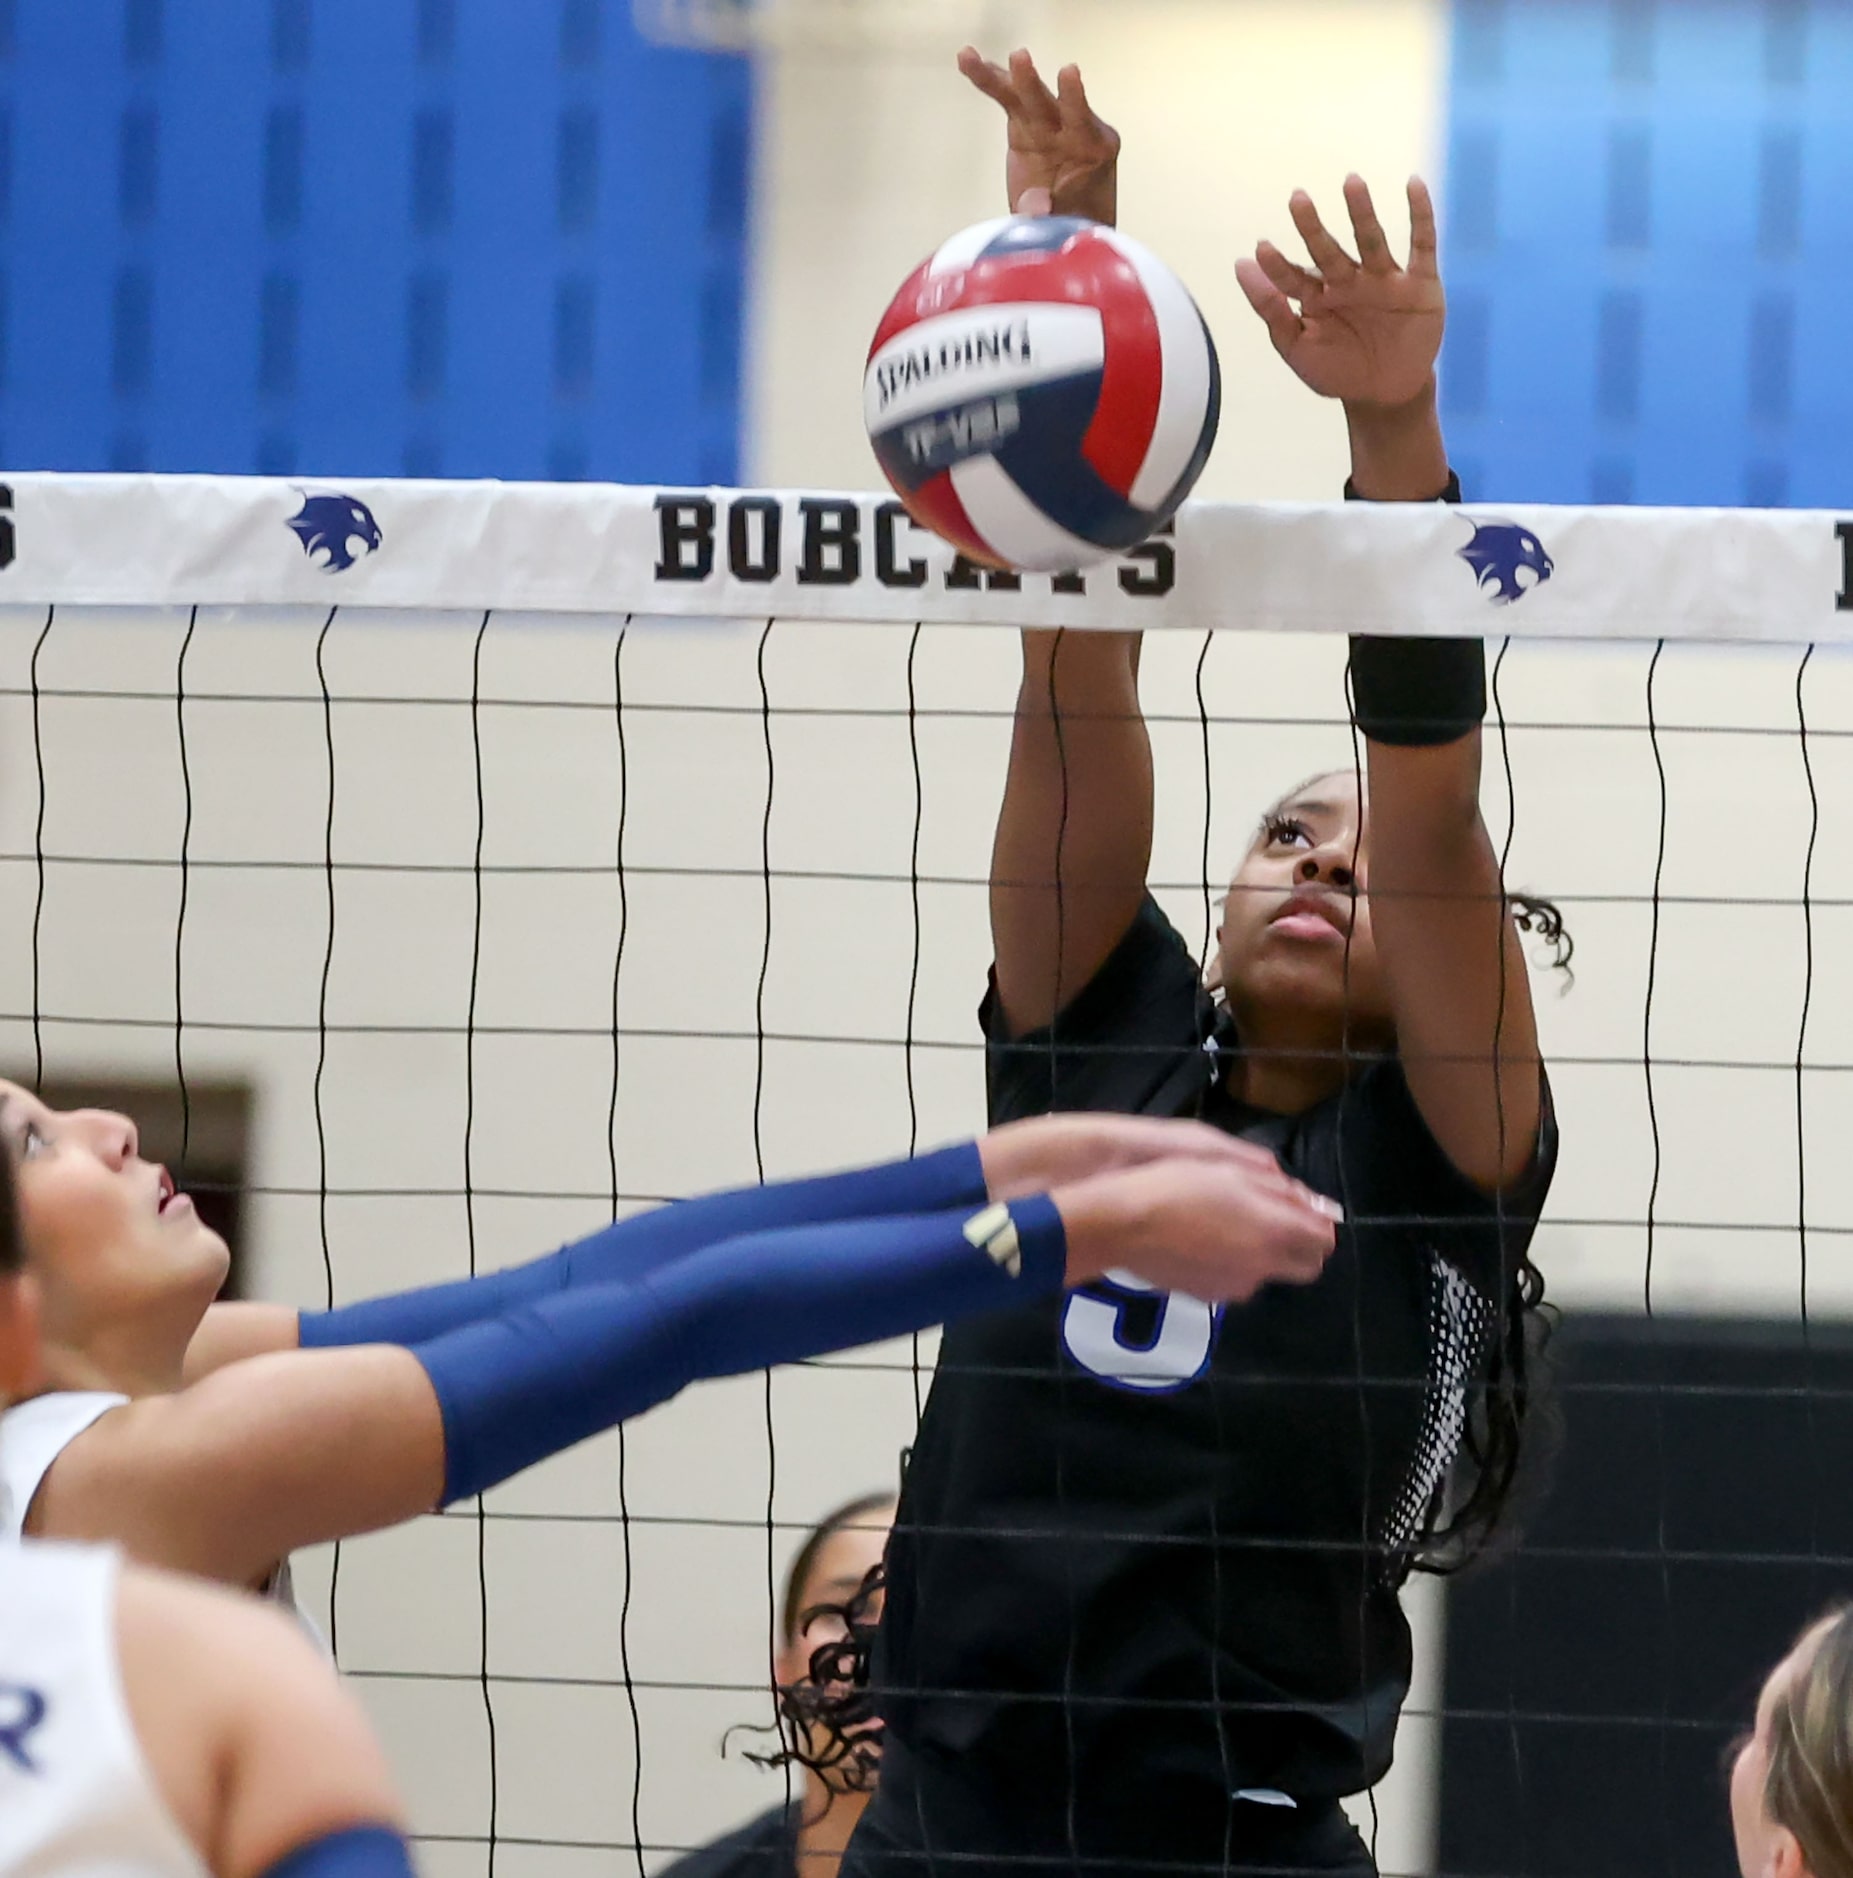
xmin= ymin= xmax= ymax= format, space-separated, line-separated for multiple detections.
xmin=0 ymin=1393 xmax=129 ymax=1540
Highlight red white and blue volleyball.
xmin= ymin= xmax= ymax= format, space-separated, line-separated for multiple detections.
xmin=864 ymin=215 xmax=1220 ymax=573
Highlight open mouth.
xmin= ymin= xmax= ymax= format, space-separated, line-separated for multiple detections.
xmin=155 ymin=1166 xmax=191 ymax=1217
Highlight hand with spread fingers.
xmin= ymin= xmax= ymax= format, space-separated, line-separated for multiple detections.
xmin=1236 ymin=175 xmax=1445 ymax=413
xmin=957 ymin=44 xmax=1119 ymax=226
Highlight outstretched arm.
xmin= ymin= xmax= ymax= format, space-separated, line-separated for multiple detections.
xmin=37 ymin=1130 xmax=1339 ymax=1585
xmin=184 ymin=1111 xmax=1216 ymax=1380
xmin=184 ymin=1142 xmax=997 ymax=1382
xmin=1238 ymin=175 xmax=1543 ymax=1190
xmin=953 ymin=50 xmax=1151 ymax=1035
xmin=186 ymin=1113 xmax=1257 ymax=1374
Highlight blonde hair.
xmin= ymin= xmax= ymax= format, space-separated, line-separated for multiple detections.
xmin=1767 ymin=1605 xmax=1853 ymax=1876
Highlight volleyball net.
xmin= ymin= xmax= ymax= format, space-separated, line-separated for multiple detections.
xmin=6 ymin=474 xmax=1853 ymax=1878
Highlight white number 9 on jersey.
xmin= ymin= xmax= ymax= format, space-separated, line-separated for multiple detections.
xmin=1061 ymin=1269 xmax=1221 ymax=1393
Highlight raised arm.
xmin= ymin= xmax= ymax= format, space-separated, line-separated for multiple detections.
xmin=992 ymin=629 xmax=1153 ymax=1036
xmin=34 ymin=1122 xmax=1339 ymax=1585
xmin=1237 ymin=175 xmax=1543 ymax=1189
xmin=956 ymin=50 xmax=1151 ymax=1034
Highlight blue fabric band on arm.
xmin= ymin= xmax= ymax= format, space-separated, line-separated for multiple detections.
xmin=300 ymin=1141 xmax=989 ymax=1351
xmin=420 ymin=1191 xmax=1065 ymax=1505
xmin=261 ymin=1827 xmax=416 ymax=1878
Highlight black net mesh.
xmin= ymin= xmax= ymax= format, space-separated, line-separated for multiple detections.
xmin=5 ymin=596 xmax=1850 ymax=1878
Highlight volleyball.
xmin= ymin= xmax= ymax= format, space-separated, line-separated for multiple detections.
xmin=863 ymin=215 xmax=1220 ymax=572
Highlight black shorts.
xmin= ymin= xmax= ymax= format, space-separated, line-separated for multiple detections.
xmin=842 ymin=1738 xmax=1378 ymax=1878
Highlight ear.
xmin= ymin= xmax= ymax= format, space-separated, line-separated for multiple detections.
xmin=0 ymin=1273 xmax=43 ymax=1406
xmin=1768 ymin=1825 xmax=1808 ymax=1878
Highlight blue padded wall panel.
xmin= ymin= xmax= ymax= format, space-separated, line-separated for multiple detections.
xmin=0 ymin=1 xmax=750 ymax=481
xmin=1442 ymin=0 xmax=1853 ymax=508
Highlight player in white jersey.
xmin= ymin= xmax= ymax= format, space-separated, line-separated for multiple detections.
xmin=0 ymin=1132 xmax=417 ymax=1878
xmin=0 ymin=1078 xmax=1338 ymax=1603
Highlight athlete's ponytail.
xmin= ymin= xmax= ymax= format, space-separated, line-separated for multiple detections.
xmin=1391 ymin=882 xmax=1569 ymax=1575
xmin=1409 ymin=1242 xmax=1560 ymax=1575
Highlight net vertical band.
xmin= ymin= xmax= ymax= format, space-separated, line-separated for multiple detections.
xmin=172 ymin=607 xmax=197 ymax=1175
xmin=905 ymin=621 xmax=925 ymax=1425
xmin=465 ymin=610 xmax=500 ymax=1875
xmin=28 ymin=607 xmax=52 ymax=1093
xmin=1641 ymin=639 xmax=1673 ymax=1864
xmin=1794 ymin=644 xmax=1821 ymax=1590
xmin=751 ymin=619 xmax=789 ymax=1821
xmin=607 ymin=619 xmax=647 ymax=1878
xmin=313 ymin=604 xmax=341 ymax=1654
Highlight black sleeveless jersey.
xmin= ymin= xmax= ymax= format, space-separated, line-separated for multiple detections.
xmin=873 ymin=897 xmax=1556 ymax=1855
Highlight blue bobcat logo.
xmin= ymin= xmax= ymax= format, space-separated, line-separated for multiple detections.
xmin=287 ymin=493 xmax=382 ymax=573
xmin=1457 ymin=520 xmax=1554 ymax=605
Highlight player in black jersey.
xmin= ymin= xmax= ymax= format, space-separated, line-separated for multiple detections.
xmin=842 ymin=51 xmax=1562 ymax=1878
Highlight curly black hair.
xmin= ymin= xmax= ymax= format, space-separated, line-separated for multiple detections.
xmin=732 ymin=1563 xmax=886 ymax=1792
xmin=1399 ymin=888 xmax=1570 ymax=1576
xmin=1511 ymin=891 xmax=1575 ymax=984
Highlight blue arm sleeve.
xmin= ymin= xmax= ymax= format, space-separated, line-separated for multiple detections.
xmin=262 ymin=1827 xmax=415 ymax=1878
xmin=298 ymin=1141 xmax=988 ymax=1351
xmin=418 ymin=1194 xmax=1065 ymax=1506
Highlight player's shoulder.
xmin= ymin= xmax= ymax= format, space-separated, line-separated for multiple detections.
xmin=1291 ymin=1056 xmax=1557 ymax=1252
xmin=115 ymin=1558 xmax=322 ymax=1693
xmin=985 ymin=895 xmax=1212 ymax=1123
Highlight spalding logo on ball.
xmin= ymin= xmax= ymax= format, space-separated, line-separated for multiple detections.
xmin=864 ymin=215 xmax=1220 ymax=574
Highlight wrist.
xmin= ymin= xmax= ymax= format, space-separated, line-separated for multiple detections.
xmin=1051 ymin=1170 xmax=1143 ymax=1286
xmin=1343 ymin=379 xmax=1448 ymax=501
xmin=977 ymin=1124 xmax=1032 ymax=1204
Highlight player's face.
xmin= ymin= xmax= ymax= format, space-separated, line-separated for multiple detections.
xmin=1729 ymin=1627 xmax=1821 ymax=1878
xmin=0 ymin=1081 xmax=230 ymax=1360
xmin=1214 ymin=772 xmax=1394 ymax=1050
xmin=777 ymin=1500 xmax=895 ymax=1789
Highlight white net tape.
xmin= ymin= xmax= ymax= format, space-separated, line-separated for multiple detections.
xmin=5 ymin=474 xmax=1850 ymax=640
